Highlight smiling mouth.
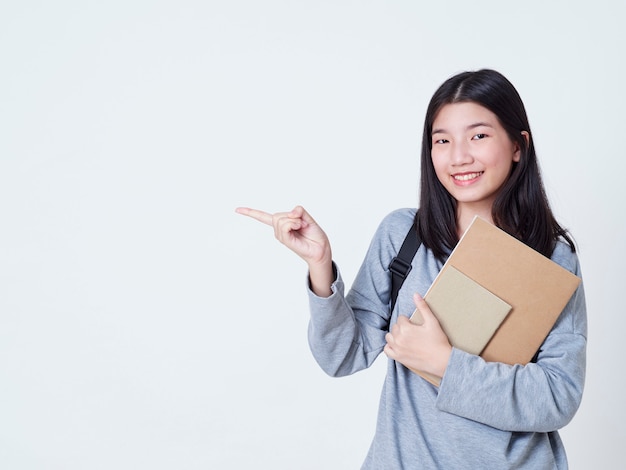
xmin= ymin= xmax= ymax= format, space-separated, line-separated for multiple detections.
xmin=453 ymin=171 xmax=483 ymax=181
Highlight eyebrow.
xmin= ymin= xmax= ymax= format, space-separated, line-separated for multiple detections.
xmin=432 ymin=122 xmax=495 ymax=135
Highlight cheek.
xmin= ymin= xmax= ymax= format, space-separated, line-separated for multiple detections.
xmin=494 ymin=152 xmax=516 ymax=172
xmin=430 ymin=154 xmax=448 ymax=180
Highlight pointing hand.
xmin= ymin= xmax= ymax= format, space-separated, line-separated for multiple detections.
xmin=235 ymin=205 xmax=332 ymax=267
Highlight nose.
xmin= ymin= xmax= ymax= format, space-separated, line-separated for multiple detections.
xmin=450 ymin=140 xmax=473 ymax=166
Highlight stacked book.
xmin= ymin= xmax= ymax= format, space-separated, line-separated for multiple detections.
xmin=411 ymin=216 xmax=581 ymax=386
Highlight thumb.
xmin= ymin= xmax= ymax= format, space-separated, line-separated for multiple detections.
xmin=412 ymin=293 xmax=435 ymax=325
xmin=289 ymin=205 xmax=317 ymax=226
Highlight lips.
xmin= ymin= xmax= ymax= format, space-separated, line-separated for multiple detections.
xmin=453 ymin=171 xmax=483 ymax=182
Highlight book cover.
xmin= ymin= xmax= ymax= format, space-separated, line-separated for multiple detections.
xmin=423 ymin=265 xmax=512 ymax=356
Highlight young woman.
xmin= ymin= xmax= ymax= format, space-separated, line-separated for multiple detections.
xmin=236 ymin=69 xmax=587 ymax=469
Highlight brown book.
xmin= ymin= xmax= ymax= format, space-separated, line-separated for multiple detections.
xmin=410 ymin=216 xmax=581 ymax=386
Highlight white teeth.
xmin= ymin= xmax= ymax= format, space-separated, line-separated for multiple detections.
xmin=453 ymin=172 xmax=482 ymax=181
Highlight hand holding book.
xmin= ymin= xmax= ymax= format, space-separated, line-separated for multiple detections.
xmin=385 ymin=293 xmax=452 ymax=386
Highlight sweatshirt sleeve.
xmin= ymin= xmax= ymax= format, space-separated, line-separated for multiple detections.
xmin=435 ymin=244 xmax=587 ymax=432
xmin=306 ymin=209 xmax=415 ymax=377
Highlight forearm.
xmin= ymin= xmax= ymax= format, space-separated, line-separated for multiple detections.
xmin=436 ymin=334 xmax=586 ymax=432
xmin=307 ymin=264 xmax=389 ymax=377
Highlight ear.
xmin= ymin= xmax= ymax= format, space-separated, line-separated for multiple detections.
xmin=513 ymin=131 xmax=530 ymax=162
xmin=521 ymin=130 xmax=530 ymax=146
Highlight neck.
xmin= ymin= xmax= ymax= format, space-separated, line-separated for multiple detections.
xmin=456 ymin=202 xmax=494 ymax=236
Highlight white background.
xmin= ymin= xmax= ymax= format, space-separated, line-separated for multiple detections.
xmin=1 ymin=1 xmax=624 ymax=469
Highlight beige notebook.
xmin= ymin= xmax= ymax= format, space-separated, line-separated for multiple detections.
xmin=419 ymin=266 xmax=512 ymax=355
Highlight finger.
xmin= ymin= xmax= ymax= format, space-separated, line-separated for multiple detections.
xmin=413 ymin=293 xmax=435 ymax=324
xmin=235 ymin=207 xmax=274 ymax=226
xmin=413 ymin=292 xmax=426 ymax=307
xmin=385 ymin=332 xmax=395 ymax=345
xmin=383 ymin=340 xmax=396 ymax=359
xmin=409 ymin=307 xmax=424 ymax=326
xmin=274 ymin=215 xmax=306 ymax=241
xmin=289 ymin=205 xmax=316 ymax=226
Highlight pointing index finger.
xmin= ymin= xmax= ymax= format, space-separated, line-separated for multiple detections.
xmin=235 ymin=207 xmax=274 ymax=226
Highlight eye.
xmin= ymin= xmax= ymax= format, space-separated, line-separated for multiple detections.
xmin=433 ymin=138 xmax=449 ymax=145
xmin=472 ymin=133 xmax=487 ymax=140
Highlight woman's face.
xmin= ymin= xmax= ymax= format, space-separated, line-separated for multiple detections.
xmin=430 ymin=102 xmax=520 ymax=215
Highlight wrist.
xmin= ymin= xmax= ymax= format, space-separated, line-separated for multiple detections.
xmin=434 ymin=345 xmax=453 ymax=378
xmin=308 ymin=259 xmax=335 ymax=298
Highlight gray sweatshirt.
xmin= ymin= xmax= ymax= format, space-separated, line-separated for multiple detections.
xmin=307 ymin=208 xmax=587 ymax=469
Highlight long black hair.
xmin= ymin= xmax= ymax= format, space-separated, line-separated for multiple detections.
xmin=417 ymin=69 xmax=575 ymax=261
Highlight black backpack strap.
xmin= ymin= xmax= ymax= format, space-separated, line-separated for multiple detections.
xmin=388 ymin=214 xmax=421 ymax=313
